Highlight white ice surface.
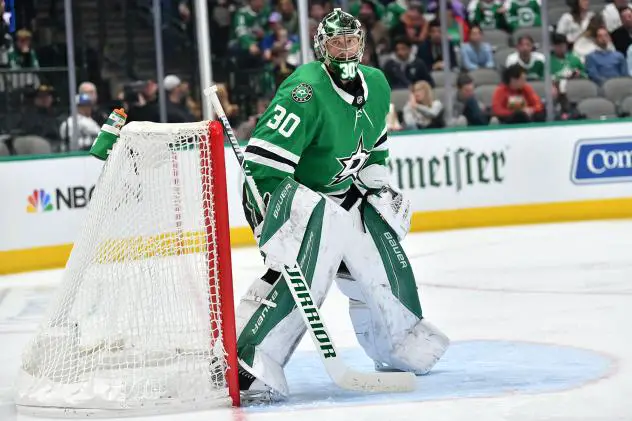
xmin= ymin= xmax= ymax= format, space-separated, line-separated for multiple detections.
xmin=1 ymin=220 xmax=631 ymax=421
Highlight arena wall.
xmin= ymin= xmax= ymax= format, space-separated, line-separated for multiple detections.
xmin=1 ymin=119 xmax=631 ymax=274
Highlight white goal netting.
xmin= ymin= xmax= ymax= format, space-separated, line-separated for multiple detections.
xmin=15 ymin=121 xmax=236 ymax=416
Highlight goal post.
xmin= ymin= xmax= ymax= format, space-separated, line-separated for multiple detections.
xmin=15 ymin=120 xmax=240 ymax=416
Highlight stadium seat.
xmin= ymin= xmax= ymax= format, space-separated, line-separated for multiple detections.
xmin=565 ymin=79 xmax=599 ymax=104
xmin=577 ymin=97 xmax=617 ymax=119
xmin=618 ymin=95 xmax=632 ymax=116
xmin=483 ymin=29 xmax=510 ymax=49
xmin=529 ymin=80 xmax=547 ymax=99
xmin=391 ymin=88 xmax=410 ymax=112
xmin=603 ymin=77 xmax=632 ymax=105
xmin=512 ymin=27 xmax=544 ymax=47
xmin=469 ymin=68 xmax=501 ymax=86
xmin=474 ymin=85 xmax=498 ymax=108
xmin=432 ymin=70 xmax=454 ymax=87
xmin=494 ymin=47 xmax=514 ymax=70
xmin=548 ymin=6 xmax=570 ymax=26
xmin=433 ymin=87 xmax=456 ymax=104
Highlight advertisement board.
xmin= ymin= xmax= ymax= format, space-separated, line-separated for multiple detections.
xmin=1 ymin=120 xmax=632 ymax=273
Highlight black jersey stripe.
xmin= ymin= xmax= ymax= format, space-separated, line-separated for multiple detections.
xmin=245 ymin=145 xmax=297 ymax=169
xmin=374 ymin=132 xmax=387 ymax=148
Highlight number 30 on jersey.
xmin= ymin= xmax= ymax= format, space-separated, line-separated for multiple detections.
xmin=266 ymin=105 xmax=301 ymax=138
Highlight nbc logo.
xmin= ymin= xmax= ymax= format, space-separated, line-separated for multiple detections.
xmin=26 ymin=189 xmax=54 ymax=213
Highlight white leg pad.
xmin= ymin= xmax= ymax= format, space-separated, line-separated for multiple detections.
xmin=240 ymin=348 xmax=289 ymax=397
xmin=235 ymin=278 xmax=273 ymax=336
xmin=235 ymin=278 xmax=290 ymax=396
xmin=390 ymin=319 xmax=450 ymax=375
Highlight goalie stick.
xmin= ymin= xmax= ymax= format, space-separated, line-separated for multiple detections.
xmin=204 ymin=85 xmax=415 ymax=393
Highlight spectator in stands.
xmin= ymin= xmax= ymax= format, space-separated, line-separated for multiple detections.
xmin=278 ymin=0 xmax=298 ymax=35
xmin=236 ymin=96 xmax=271 ymax=140
xmin=453 ymin=73 xmax=489 ymax=126
xmin=505 ymin=35 xmax=545 ymax=80
xmin=59 ymin=94 xmax=101 ymax=151
xmin=574 ymin=15 xmax=613 ymax=62
xmin=262 ymin=13 xmax=299 ymax=65
xmin=610 ymin=7 xmax=632 ymax=55
xmin=358 ymin=0 xmax=389 ymax=55
xmin=310 ymin=0 xmax=327 ymax=22
xmin=209 ymin=0 xmax=233 ymax=57
xmin=78 ymin=81 xmax=109 ymax=125
xmin=418 ymin=20 xmax=458 ymax=71
xmin=390 ymin=1 xmax=428 ymax=44
xmin=550 ymin=33 xmax=587 ymax=81
xmin=505 ymin=0 xmax=542 ymax=30
xmin=602 ymin=0 xmax=632 ymax=32
xmin=0 ymin=0 xmax=12 ymax=67
xmin=232 ymin=0 xmax=270 ymax=67
xmin=164 ymin=75 xmax=196 ymax=123
xmin=383 ymin=0 xmax=409 ymax=30
xmin=15 ymin=85 xmax=61 ymax=153
xmin=403 ymin=81 xmax=444 ymax=129
xmin=492 ymin=64 xmax=544 ymax=124
xmin=468 ymin=0 xmax=510 ymax=32
xmin=349 ymin=0 xmax=385 ymax=20
xmin=9 ymin=29 xmax=39 ymax=69
xmin=383 ymin=37 xmax=434 ymax=89
xmin=264 ymin=43 xmax=297 ymax=93
xmin=461 ymin=25 xmax=495 ymax=71
xmin=427 ymin=0 xmax=467 ymax=19
xmin=557 ymin=0 xmax=595 ymax=45
xmin=586 ymin=27 xmax=628 ymax=85
xmin=438 ymin=2 xmax=470 ymax=43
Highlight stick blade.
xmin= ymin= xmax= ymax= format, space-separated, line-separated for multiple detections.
xmin=334 ymin=368 xmax=416 ymax=393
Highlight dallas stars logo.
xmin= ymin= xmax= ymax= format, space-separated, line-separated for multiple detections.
xmin=291 ymin=83 xmax=313 ymax=103
xmin=329 ymin=134 xmax=370 ymax=186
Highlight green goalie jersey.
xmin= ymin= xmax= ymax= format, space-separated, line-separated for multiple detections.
xmin=243 ymin=61 xmax=391 ymax=223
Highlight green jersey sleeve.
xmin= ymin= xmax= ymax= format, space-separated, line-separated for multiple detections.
xmin=244 ymin=76 xmax=319 ymax=217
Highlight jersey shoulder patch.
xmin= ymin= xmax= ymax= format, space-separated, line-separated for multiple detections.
xmin=291 ymin=83 xmax=313 ymax=103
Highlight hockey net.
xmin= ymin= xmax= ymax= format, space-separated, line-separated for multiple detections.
xmin=15 ymin=120 xmax=240 ymax=416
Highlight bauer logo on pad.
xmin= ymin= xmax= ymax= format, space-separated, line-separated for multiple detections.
xmin=571 ymin=138 xmax=632 ymax=184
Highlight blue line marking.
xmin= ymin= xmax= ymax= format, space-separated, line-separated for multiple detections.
xmin=245 ymin=340 xmax=613 ymax=411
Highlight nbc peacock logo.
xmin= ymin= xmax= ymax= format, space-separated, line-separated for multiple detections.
xmin=26 ymin=189 xmax=54 ymax=213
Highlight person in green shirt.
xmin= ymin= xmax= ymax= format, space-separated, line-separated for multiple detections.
xmin=383 ymin=0 xmax=409 ymax=30
xmin=505 ymin=34 xmax=546 ymax=80
xmin=506 ymin=0 xmax=542 ymax=30
xmin=349 ymin=0 xmax=385 ymax=20
xmin=232 ymin=0 xmax=270 ymax=61
xmin=469 ymin=0 xmax=511 ymax=31
xmin=550 ymin=33 xmax=587 ymax=81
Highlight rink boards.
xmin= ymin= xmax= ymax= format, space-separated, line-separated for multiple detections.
xmin=1 ymin=119 xmax=632 ymax=274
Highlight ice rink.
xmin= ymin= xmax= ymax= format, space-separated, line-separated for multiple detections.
xmin=1 ymin=220 xmax=630 ymax=421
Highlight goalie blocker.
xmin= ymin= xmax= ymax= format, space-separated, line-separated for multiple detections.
xmin=235 ymin=177 xmax=449 ymax=398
